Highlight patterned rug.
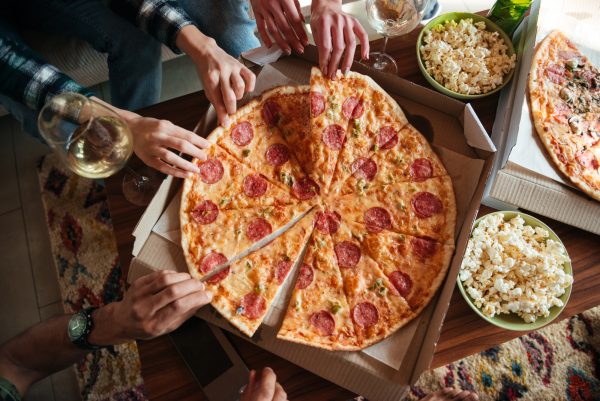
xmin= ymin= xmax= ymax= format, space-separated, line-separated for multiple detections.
xmin=37 ymin=153 xmax=147 ymax=401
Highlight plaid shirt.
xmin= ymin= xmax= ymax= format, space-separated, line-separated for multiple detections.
xmin=0 ymin=0 xmax=194 ymax=111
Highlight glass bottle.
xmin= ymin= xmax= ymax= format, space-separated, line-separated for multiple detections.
xmin=487 ymin=0 xmax=533 ymax=37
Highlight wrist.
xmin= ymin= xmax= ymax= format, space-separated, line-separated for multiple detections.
xmin=88 ymin=303 xmax=128 ymax=346
xmin=312 ymin=0 xmax=342 ymax=12
xmin=176 ymin=25 xmax=217 ymax=63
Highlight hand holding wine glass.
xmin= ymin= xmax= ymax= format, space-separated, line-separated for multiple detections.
xmin=364 ymin=0 xmax=431 ymax=74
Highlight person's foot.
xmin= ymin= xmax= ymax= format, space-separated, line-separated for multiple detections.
xmin=421 ymin=387 xmax=479 ymax=401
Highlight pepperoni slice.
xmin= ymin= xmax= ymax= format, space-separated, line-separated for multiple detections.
xmin=411 ymin=192 xmax=443 ymax=218
xmin=546 ymin=63 xmax=565 ymax=84
xmin=389 ymin=271 xmax=412 ymax=298
xmin=314 ymin=210 xmax=341 ymax=234
xmin=310 ymin=310 xmax=335 ymax=336
xmin=199 ymin=252 xmax=230 ymax=284
xmin=242 ymin=174 xmax=268 ymax=198
xmin=265 ymin=143 xmax=290 ymax=167
xmin=231 ymin=121 xmax=254 ymax=146
xmin=376 ymin=126 xmax=398 ymax=150
xmin=292 ymin=176 xmax=319 ymax=200
xmin=190 ymin=200 xmax=219 ymax=224
xmin=410 ymin=158 xmax=433 ymax=182
xmin=322 ymin=124 xmax=346 ymax=151
xmin=240 ymin=293 xmax=267 ymax=319
xmin=342 ymin=96 xmax=364 ymax=119
xmin=295 ymin=263 xmax=314 ymax=289
xmin=334 ymin=241 xmax=361 ymax=268
xmin=199 ymin=158 xmax=224 ymax=184
xmin=246 ymin=217 xmax=272 ymax=241
xmin=262 ymin=100 xmax=281 ymax=126
xmin=352 ymin=302 xmax=379 ymax=329
xmin=310 ymin=91 xmax=325 ymax=117
xmin=364 ymin=207 xmax=392 ymax=233
xmin=274 ymin=260 xmax=293 ymax=284
xmin=411 ymin=236 xmax=438 ymax=260
xmin=351 ymin=158 xmax=377 ymax=181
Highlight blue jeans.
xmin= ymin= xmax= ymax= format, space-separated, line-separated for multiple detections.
xmin=2 ymin=0 xmax=258 ymax=137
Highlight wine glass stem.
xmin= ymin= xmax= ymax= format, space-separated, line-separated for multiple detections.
xmin=124 ymin=165 xmax=149 ymax=189
xmin=381 ymin=35 xmax=389 ymax=54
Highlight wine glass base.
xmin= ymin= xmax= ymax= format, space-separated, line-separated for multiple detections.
xmin=122 ymin=165 xmax=162 ymax=206
xmin=362 ymin=52 xmax=398 ymax=74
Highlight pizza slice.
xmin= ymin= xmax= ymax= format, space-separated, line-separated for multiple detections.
xmin=529 ymin=30 xmax=600 ymax=201
xmin=182 ymin=145 xmax=294 ymax=211
xmin=328 ymin=73 xmax=410 ymax=195
xmin=277 ymin=228 xmax=358 ymax=350
xmin=210 ymin=87 xmax=317 ymax=200
xmin=180 ymin=202 xmax=311 ymax=281
xmin=335 ymin=124 xmax=448 ymax=196
xmin=330 ymin=220 xmax=416 ymax=348
xmin=331 ymin=176 xmax=457 ymax=245
xmin=352 ymin=222 xmax=454 ymax=314
xmin=205 ymin=211 xmax=315 ymax=337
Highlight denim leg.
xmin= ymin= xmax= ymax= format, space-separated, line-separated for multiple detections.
xmin=21 ymin=0 xmax=162 ymax=111
xmin=0 ymin=94 xmax=43 ymax=141
xmin=177 ymin=0 xmax=260 ymax=57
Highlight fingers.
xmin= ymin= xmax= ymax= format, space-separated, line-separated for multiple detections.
xmin=255 ymin=13 xmax=272 ymax=47
xmin=138 ymin=271 xmax=193 ymax=296
xmin=152 ymin=278 xmax=209 ymax=313
xmin=169 ymin=125 xmax=210 ymax=150
xmin=254 ymin=368 xmax=277 ymax=401
xmin=316 ymin=17 xmax=332 ymax=77
xmin=353 ymin=19 xmax=370 ymax=60
xmin=159 ymin=149 xmax=202 ymax=175
xmin=273 ymin=383 xmax=287 ymax=401
xmin=264 ymin=12 xmax=290 ymax=54
xmin=162 ymin=135 xmax=206 ymax=162
xmin=293 ymin=0 xmax=309 ymax=46
xmin=231 ymin=73 xmax=246 ymax=101
xmin=341 ymin=20 xmax=356 ymax=75
xmin=327 ymin=22 xmax=344 ymax=79
xmin=276 ymin=2 xmax=306 ymax=53
xmin=241 ymin=67 xmax=256 ymax=93
xmin=161 ymin=289 xmax=214 ymax=330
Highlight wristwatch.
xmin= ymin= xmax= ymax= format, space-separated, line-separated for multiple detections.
xmin=67 ymin=307 xmax=102 ymax=350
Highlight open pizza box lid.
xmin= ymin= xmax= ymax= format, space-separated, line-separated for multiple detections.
xmin=127 ymin=50 xmax=495 ymax=400
xmin=484 ymin=0 xmax=600 ymax=235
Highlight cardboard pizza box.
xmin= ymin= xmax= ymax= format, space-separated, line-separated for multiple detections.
xmin=127 ymin=51 xmax=496 ymax=401
xmin=484 ymin=0 xmax=600 ymax=235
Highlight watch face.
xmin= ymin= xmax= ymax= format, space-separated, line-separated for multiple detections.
xmin=68 ymin=313 xmax=87 ymax=341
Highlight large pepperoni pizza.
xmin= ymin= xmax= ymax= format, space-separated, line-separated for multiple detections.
xmin=180 ymin=67 xmax=456 ymax=349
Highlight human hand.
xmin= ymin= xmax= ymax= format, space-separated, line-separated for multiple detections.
xmin=310 ymin=0 xmax=369 ymax=78
xmin=126 ymin=116 xmax=210 ymax=178
xmin=240 ymin=368 xmax=287 ymax=401
xmin=90 ymin=271 xmax=213 ymax=344
xmin=250 ymin=0 xmax=309 ymax=55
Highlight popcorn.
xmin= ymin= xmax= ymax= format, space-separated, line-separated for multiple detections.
xmin=459 ymin=213 xmax=573 ymax=322
xmin=420 ymin=19 xmax=516 ymax=95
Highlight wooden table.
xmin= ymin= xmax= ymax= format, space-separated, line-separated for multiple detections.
xmin=105 ymin=28 xmax=600 ymax=401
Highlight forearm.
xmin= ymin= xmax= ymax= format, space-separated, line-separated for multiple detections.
xmin=0 ymin=304 xmax=127 ymax=397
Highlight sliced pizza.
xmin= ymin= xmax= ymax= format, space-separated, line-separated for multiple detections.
xmin=529 ymin=30 xmax=600 ymax=201
xmin=332 ymin=176 xmax=457 ymax=244
xmin=277 ymin=228 xmax=358 ymax=350
xmin=182 ymin=145 xmax=294 ymax=210
xmin=330 ymin=220 xmax=415 ymax=348
xmin=210 ymin=87 xmax=316 ymax=200
xmin=353 ymin=222 xmax=454 ymax=313
xmin=336 ymin=124 xmax=448 ymax=196
xmin=180 ymin=202 xmax=311 ymax=281
xmin=206 ymin=211 xmax=314 ymax=336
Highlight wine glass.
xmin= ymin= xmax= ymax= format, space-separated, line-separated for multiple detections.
xmin=38 ymin=92 xmax=159 ymax=206
xmin=364 ymin=0 xmax=431 ymax=74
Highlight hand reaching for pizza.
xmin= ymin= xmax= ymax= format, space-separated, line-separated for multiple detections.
xmin=310 ymin=0 xmax=369 ymax=79
xmin=90 ymin=271 xmax=213 ymax=344
xmin=126 ymin=115 xmax=210 ymax=178
xmin=240 ymin=368 xmax=288 ymax=401
xmin=250 ymin=0 xmax=309 ymax=55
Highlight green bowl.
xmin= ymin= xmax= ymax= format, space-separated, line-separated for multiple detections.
xmin=416 ymin=12 xmax=516 ymax=100
xmin=457 ymin=211 xmax=573 ymax=331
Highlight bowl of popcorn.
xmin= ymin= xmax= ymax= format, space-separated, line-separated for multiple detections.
xmin=416 ymin=13 xmax=517 ymax=100
xmin=458 ymin=211 xmax=573 ymax=331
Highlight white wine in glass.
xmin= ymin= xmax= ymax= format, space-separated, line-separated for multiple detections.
xmin=364 ymin=0 xmax=430 ymax=74
xmin=38 ymin=93 xmax=133 ymax=179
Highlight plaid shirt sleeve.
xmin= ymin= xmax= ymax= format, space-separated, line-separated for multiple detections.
xmin=109 ymin=0 xmax=195 ymax=53
xmin=0 ymin=37 xmax=93 ymax=112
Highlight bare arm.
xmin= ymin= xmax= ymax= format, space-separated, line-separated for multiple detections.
xmin=0 ymin=271 xmax=212 ymax=397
